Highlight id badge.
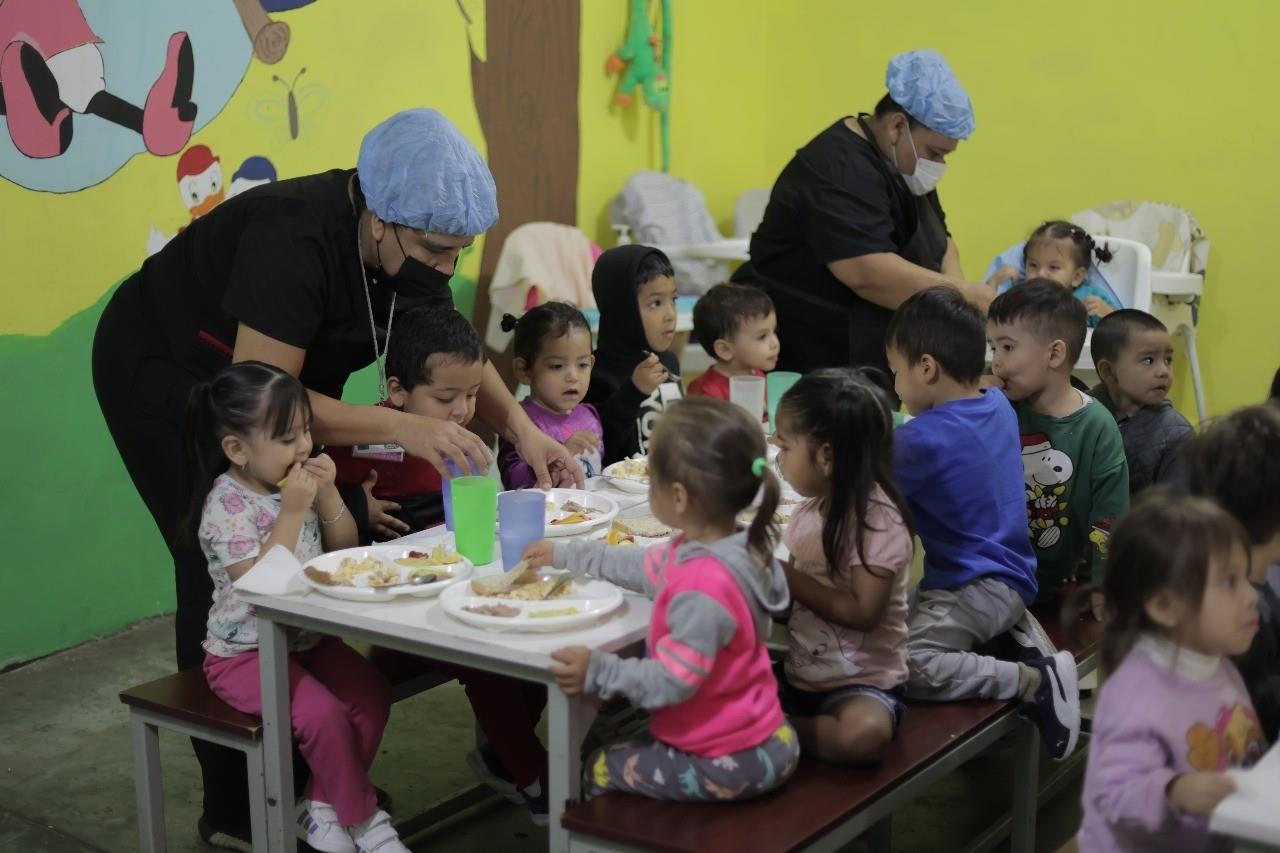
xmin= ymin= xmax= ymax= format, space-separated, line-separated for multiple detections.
xmin=352 ymin=443 xmax=405 ymax=462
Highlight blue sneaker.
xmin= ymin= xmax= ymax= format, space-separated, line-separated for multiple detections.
xmin=1020 ymin=651 xmax=1081 ymax=760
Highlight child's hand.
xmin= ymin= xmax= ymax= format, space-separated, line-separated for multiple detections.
xmin=549 ymin=646 xmax=592 ymax=695
xmin=521 ymin=540 xmax=556 ymax=569
xmin=361 ymin=470 xmax=410 ymax=539
xmin=631 ymin=352 xmax=670 ymax=396
xmin=986 ymin=265 xmax=1019 ymax=288
xmin=302 ymin=453 xmax=337 ymax=491
xmin=1082 ymin=297 xmax=1114 ymax=319
xmin=564 ymin=431 xmax=600 ymax=456
xmin=1167 ymin=771 xmax=1235 ymax=816
xmin=279 ymin=463 xmax=317 ymax=516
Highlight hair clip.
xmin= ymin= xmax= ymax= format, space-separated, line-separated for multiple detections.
xmin=751 ymin=457 xmax=768 ymax=478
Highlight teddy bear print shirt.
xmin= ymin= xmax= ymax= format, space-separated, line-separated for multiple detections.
xmin=1080 ymin=634 xmax=1268 ymax=853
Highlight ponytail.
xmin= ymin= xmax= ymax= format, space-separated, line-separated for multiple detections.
xmin=500 ymin=312 xmax=520 ymax=333
xmin=180 ymin=381 xmax=224 ymax=544
xmin=1091 ymin=238 xmax=1113 ymax=265
xmin=747 ymin=466 xmax=782 ymax=568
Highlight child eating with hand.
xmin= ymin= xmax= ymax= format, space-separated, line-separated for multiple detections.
xmin=585 ymin=245 xmax=682 ymax=465
xmin=687 ymin=284 xmax=779 ymax=413
xmin=1089 ymin=309 xmax=1193 ymax=495
xmin=498 ymin=302 xmax=604 ymax=486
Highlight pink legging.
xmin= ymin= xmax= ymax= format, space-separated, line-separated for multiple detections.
xmin=204 ymin=637 xmax=391 ymax=826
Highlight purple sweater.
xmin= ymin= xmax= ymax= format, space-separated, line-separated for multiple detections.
xmin=1080 ymin=635 xmax=1269 ymax=853
xmin=499 ymin=398 xmax=604 ymax=489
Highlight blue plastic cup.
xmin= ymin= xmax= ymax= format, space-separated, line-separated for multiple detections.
xmin=498 ymin=490 xmax=547 ymax=571
xmin=442 ymin=458 xmax=482 ymax=531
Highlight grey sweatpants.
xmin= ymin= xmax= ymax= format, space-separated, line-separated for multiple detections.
xmin=905 ymin=577 xmax=1025 ymax=702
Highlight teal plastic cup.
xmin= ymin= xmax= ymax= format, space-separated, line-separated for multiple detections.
xmin=766 ymin=371 xmax=801 ymax=430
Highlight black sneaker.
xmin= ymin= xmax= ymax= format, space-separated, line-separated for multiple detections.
xmin=1019 ymin=650 xmax=1081 ymax=760
xmin=197 ymin=816 xmax=252 ymax=852
xmin=466 ymin=746 xmax=522 ymax=804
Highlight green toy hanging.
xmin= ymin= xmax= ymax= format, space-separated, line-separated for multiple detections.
xmin=606 ymin=0 xmax=672 ymax=171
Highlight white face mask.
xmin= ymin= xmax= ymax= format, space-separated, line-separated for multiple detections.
xmin=893 ymin=124 xmax=945 ymax=196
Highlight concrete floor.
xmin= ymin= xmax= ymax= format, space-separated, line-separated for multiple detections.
xmin=0 ymin=616 xmax=1083 ymax=852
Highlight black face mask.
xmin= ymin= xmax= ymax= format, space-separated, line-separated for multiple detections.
xmin=386 ymin=256 xmax=453 ymax=304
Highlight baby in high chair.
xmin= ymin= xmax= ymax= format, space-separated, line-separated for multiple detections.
xmin=987 ymin=219 xmax=1122 ymax=327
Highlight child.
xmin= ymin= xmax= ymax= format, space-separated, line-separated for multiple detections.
xmin=687 ymin=284 xmax=779 ymax=410
xmin=585 ymin=245 xmax=682 ymax=465
xmin=988 ymin=220 xmax=1121 ymax=327
xmin=1080 ymin=494 xmax=1267 ymax=853
xmin=886 ymin=287 xmax=1080 ymax=759
xmin=988 ymin=279 xmax=1129 ymax=610
xmin=184 ymin=362 xmax=407 ymax=853
xmin=1184 ymin=404 xmax=1280 ymax=742
xmin=771 ymin=368 xmax=914 ymax=764
xmin=498 ymin=302 xmax=605 ymax=486
xmin=1090 ymin=310 xmax=1194 ymax=495
xmin=522 ymin=397 xmax=797 ymax=801
xmin=329 ymin=307 xmax=485 ymax=540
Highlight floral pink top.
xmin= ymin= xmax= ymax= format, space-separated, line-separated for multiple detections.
xmin=198 ymin=474 xmax=321 ymax=657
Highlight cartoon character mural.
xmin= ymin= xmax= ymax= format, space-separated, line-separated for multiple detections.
xmin=0 ymin=0 xmax=307 ymax=194
xmin=146 ymin=148 xmax=277 ymax=254
xmin=1021 ymin=432 xmax=1073 ymax=549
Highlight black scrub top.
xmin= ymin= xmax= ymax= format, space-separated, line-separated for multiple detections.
xmin=127 ymin=168 xmax=388 ymax=398
xmin=740 ymin=116 xmax=949 ymax=377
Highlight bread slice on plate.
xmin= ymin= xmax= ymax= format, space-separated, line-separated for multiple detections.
xmin=612 ymin=514 xmax=672 ymax=538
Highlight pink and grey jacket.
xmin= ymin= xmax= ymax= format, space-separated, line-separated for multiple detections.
xmin=554 ymin=530 xmax=790 ymax=757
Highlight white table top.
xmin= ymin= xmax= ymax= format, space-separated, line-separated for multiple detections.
xmin=237 ymin=479 xmax=656 ymax=673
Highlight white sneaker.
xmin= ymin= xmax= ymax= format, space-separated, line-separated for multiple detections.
xmin=295 ymin=799 xmax=357 ymax=853
xmin=350 ymin=809 xmax=410 ymax=853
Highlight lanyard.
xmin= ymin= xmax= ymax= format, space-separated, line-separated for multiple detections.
xmin=357 ymin=230 xmax=396 ymax=400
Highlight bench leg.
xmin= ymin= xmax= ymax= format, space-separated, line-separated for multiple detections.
xmin=245 ymin=742 xmax=269 ymax=849
xmin=1010 ymin=720 xmax=1039 ymax=853
xmin=130 ymin=716 xmax=166 ymax=853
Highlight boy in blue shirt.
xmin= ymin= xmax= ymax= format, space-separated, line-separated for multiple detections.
xmin=887 ymin=287 xmax=1081 ymax=759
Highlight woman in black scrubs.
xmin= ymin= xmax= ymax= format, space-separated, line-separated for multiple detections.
xmin=739 ymin=50 xmax=993 ymax=378
xmin=92 ymin=108 xmax=580 ymax=843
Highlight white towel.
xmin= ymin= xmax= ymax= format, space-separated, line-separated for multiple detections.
xmin=231 ymin=545 xmax=305 ymax=595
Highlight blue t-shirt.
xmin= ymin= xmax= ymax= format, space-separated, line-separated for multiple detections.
xmin=892 ymin=388 xmax=1038 ymax=603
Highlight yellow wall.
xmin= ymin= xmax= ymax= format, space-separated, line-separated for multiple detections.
xmin=758 ymin=0 xmax=1280 ymax=416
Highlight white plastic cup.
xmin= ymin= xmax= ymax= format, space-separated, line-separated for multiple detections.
xmin=729 ymin=375 xmax=767 ymax=423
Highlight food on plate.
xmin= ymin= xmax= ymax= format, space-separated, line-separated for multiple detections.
xmin=529 ymin=606 xmax=581 ymax=619
xmin=470 ymin=568 xmax=573 ymax=600
xmin=307 ymin=556 xmax=403 ymax=588
xmin=405 ymin=566 xmax=451 ymax=583
xmin=547 ymin=500 xmax=602 ymax=527
xmin=606 ymin=521 xmax=636 ymax=546
xmin=736 ymin=508 xmax=789 ymax=526
xmin=549 ymin=512 xmax=588 ymax=526
xmin=612 ymin=514 xmax=671 ymax=538
xmin=395 ymin=545 xmax=462 ymax=568
xmin=609 ymin=457 xmax=649 ymax=482
xmin=464 ymin=603 xmax=520 ymax=618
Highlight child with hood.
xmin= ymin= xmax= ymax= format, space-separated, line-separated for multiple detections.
xmin=586 ymin=245 xmax=682 ymax=465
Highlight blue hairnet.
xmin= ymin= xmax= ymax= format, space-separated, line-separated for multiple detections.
xmin=357 ymin=108 xmax=499 ymax=236
xmin=885 ymin=50 xmax=975 ymax=140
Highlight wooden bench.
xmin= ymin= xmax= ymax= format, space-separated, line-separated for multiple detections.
xmin=119 ymin=658 xmax=490 ymax=852
xmin=562 ymin=603 xmax=1103 ymax=853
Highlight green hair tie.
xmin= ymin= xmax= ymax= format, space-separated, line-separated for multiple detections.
xmin=751 ymin=457 xmax=768 ymax=478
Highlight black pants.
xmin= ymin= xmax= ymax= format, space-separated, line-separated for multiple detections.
xmin=91 ymin=279 xmax=306 ymax=833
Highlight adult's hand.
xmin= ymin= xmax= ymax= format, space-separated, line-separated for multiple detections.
xmin=513 ymin=423 xmax=585 ymax=490
xmin=957 ymin=280 xmax=996 ymax=314
xmin=393 ymin=413 xmax=493 ymax=479
xmin=361 ymin=470 xmax=410 ymax=539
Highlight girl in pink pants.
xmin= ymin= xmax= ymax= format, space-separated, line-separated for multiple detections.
xmin=187 ymin=363 xmax=406 ymax=853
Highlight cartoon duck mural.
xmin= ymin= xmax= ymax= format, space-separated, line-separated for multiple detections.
xmin=176 ymin=143 xmax=223 ymax=218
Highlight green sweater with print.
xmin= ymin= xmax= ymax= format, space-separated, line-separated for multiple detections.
xmin=1015 ymin=395 xmax=1129 ymax=597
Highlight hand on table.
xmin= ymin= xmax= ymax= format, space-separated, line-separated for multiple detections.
xmin=549 ymin=646 xmax=592 ymax=695
xmin=1167 ymin=771 xmax=1235 ymax=816
xmin=360 ymin=470 xmax=410 ymax=539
